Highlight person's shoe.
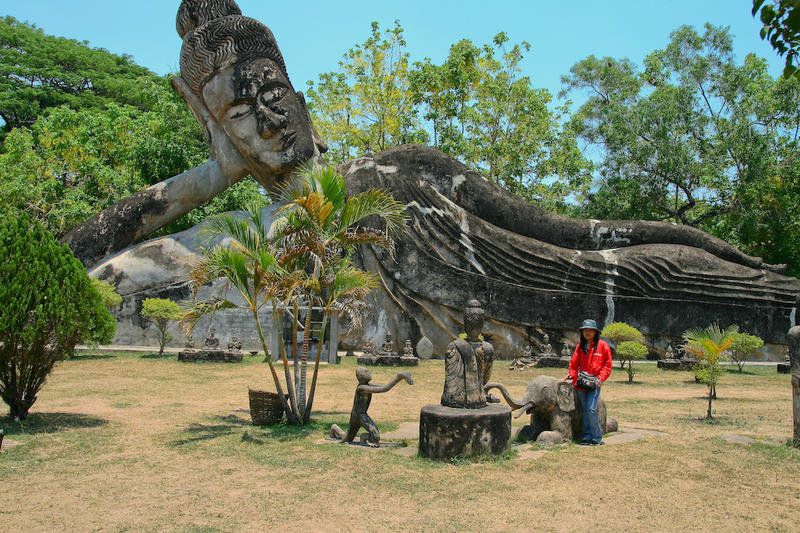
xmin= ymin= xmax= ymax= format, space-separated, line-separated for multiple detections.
xmin=590 ymin=440 xmax=605 ymax=446
xmin=579 ymin=439 xmax=592 ymax=446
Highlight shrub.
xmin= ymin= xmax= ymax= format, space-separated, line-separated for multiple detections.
xmin=601 ymin=322 xmax=645 ymax=369
xmin=616 ymin=341 xmax=649 ymax=382
xmin=683 ymin=323 xmax=738 ymax=419
xmin=91 ymin=278 xmax=122 ymax=309
xmin=0 ymin=214 xmax=115 ymax=419
xmin=141 ymin=298 xmax=182 ymax=356
xmin=728 ymin=333 xmax=764 ymax=372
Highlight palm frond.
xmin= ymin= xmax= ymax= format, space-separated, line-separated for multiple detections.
xmin=339 ymin=189 xmax=408 ymax=237
xmin=180 ymin=298 xmax=239 ymax=334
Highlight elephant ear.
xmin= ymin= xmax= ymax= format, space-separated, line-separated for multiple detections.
xmin=557 ymin=381 xmax=576 ymax=412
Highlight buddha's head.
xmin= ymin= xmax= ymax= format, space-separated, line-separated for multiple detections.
xmin=464 ymin=299 xmax=485 ymax=342
xmin=177 ymin=0 xmax=325 ymax=189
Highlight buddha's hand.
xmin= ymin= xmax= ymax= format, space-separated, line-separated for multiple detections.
xmin=171 ymin=75 xmax=248 ymax=181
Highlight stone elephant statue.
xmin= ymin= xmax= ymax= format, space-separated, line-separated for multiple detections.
xmin=485 ymin=375 xmax=617 ymax=445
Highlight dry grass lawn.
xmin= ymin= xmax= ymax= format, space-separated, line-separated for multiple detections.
xmin=1 ymin=352 xmax=798 ymax=532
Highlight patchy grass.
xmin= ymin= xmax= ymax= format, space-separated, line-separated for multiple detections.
xmin=0 ymin=356 xmax=798 ymax=531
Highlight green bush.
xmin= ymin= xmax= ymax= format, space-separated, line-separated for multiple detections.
xmin=617 ymin=341 xmax=649 ymax=382
xmin=601 ymin=322 xmax=646 ymax=369
xmin=141 ymin=298 xmax=182 ymax=356
xmin=0 ymin=214 xmax=115 ymax=419
xmin=91 ymin=278 xmax=122 ymax=309
xmin=728 ymin=333 xmax=764 ymax=372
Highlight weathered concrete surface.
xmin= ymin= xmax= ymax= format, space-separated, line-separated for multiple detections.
xmin=418 ymin=404 xmax=511 ymax=459
xmin=82 ymin=143 xmax=799 ymax=359
xmin=342 ymin=144 xmax=800 ymax=359
xmin=62 ymin=160 xmax=245 ymax=268
xmin=88 ymin=208 xmax=281 ymax=352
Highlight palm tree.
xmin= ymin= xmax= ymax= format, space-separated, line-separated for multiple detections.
xmin=273 ymin=162 xmax=407 ymax=423
xmin=184 ymin=163 xmax=406 ymax=425
xmin=683 ymin=323 xmax=739 ymax=419
xmin=182 ymin=202 xmax=302 ymax=424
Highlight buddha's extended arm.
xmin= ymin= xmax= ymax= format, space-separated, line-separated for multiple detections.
xmin=61 ymin=160 xmax=247 ymax=267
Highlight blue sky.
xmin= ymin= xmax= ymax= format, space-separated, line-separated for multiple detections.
xmin=2 ymin=0 xmax=785 ymax=107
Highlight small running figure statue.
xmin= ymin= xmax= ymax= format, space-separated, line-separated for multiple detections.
xmin=329 ymin=367 xmax=414 ymax=447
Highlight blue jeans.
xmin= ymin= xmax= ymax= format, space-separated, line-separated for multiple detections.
xmin=577 ymin=387 xmax=603 ymax=443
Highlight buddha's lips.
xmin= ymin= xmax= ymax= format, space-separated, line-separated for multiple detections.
xmin=279 ymin=130 xmax=296 ymax=148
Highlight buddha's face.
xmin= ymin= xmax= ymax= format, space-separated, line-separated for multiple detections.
xmin=203 ymin=57 xmax=316 ymax=188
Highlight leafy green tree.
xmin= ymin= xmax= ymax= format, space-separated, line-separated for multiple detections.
xmin=601 ymin=322 xmax=646 ymax=369
xmin=0 ymin=17 xmax=265 ymax=241
xmin=306 ymin=21 xmax=428 ymax=165
xmin=0 ymin=88 xmax=264 ymax=240
xmin=0 ymin=213 xmax=115 ymax=419
xmin=728 ymin=332 xmax=765 ymax=371
xmin=616 ymin=341 xmax=649 ymax=383
xmin=683 ymin=323 xmax=739 ymax=418
xmin=141 ymin=298 xmax=182 ymax=356
xmin=184 ymin=164 xmax=406 ymax=425
xmin=0 ymin=17 xmax=154 ymax=137
xmin=564 ymin=25 xmax=800 ymax=273
xmin=411 ymin=33 xmax=592 ymax=211
xmin=753 ymin=0 xmax=800 ymax=78
xmin=91 ymin=279 xmax=122 ymax=310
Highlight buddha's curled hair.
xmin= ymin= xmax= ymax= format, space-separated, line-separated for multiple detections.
xmin=464 ymin=299 xmax=485 ymax=332
xmin=176 ymin=0 xmax=242 ymax=39
xmin=179 ymin=14 xmax=289 ymax=95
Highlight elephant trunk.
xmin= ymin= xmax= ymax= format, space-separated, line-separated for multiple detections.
xmin=484 ymin=382 xmax=526 ymax=409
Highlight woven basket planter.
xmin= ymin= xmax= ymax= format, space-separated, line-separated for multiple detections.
xmin=248 ymin=389 xmax=285 ymax=425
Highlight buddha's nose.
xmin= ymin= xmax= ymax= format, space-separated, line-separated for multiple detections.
xmin=256 ymin=106 xmax=287 ymax=137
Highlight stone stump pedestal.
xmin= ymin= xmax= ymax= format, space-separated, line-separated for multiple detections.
xmin=418 ymin=404 xmax=511 ymax=460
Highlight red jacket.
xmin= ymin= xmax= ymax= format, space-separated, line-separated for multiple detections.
xmin=568 ymin=338 xmax=613 ymax=390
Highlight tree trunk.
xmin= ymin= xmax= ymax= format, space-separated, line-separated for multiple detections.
xmin=304 ymin=313 xmax=329 ymax=424
xmin=253 ymin=309 xmax=298 ymax=425
xmin=792 ymin=373 xmax=799 ymax=447
xmin=298 ymin=304 xmax=313 ymax=419
xmin=706 ymin=386 xmax=713 ymax=419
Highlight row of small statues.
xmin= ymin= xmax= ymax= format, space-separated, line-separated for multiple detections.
xmin=184 ymin=328 xmax=242 ymax=351
xmin=510 ymin=334 xmax=572 ymax=370
xmin=362 ymin=334 xmax=415 ymax=357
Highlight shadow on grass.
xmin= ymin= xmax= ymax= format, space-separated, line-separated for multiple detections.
xmin=680 ymin=415 xmax=745 ymax=427
xmin=0 ymin=412 xmax=108 ymax=435
xmin=69 ymin=354 xmax=117 ymax=361
xmin=140 ymin=352 xmax=175 ymax=359
xmin=171 ymin=413 xmax=330 ymax=447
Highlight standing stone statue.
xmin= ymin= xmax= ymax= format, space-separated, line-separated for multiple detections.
xmin=788 ymin=326 xmax=800 ymax=447
xmin=329 ymin=367 xmax=413 ymax=447
xmin=441 ymin=299 xmax=496 ymax=408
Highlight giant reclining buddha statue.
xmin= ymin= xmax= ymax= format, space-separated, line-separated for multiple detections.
xmin=63 ymin=0 xmax=800 ymax=357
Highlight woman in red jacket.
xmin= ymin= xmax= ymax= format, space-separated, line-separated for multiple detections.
xmin=566 ymin=319 xmax=613 ymax=445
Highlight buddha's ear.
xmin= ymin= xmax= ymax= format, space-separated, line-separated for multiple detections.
xmin=171 ymin=75 xmax=248 ymax=180
xmin=296 ymin=90 xmax=328 ymax=155
xmin=172 ymin=76 xmax=216 ymax=145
